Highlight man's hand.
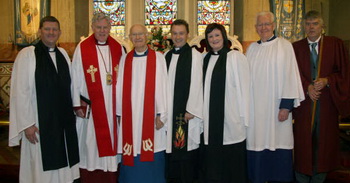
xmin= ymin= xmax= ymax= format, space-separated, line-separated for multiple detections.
xmin=155 ymin=115 xmax=164 ymax=130
xmin=75 ymin=108 xmax=85 ymax=118
xmin=278 ymin=109 xmax=290 ymax=122
xmin=184 ymin=112 xmax=194 ymax=122
xmin=313 ymin=77 xmax=328 ymax=91
xmin=308 ymin=84 xmax=321 ymax=102
xmin=24 ymin=125 xmax=39 ymax=144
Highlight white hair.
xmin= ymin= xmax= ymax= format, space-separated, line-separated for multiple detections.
xmin=255 ymin=11 xmax=275 ymax=25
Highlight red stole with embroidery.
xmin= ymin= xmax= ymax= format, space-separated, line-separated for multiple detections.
xmin=122 ymin=48 xmax=156 ymax=166
xmin=80 ymin=34 xmax=122 ymax=156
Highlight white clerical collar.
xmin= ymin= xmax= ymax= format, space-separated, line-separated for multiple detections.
xmin=49 ymin=48 xmax=55 ymax=52
xmin=136 ymin=50 xmax=147 ymax=55
xmin=97 ymin=41 xmax=107 ymax=45
xmin=307 ymin=36 xmax=321 ymax=44
xmin=134 ymin=48 xmax=148 ymax=57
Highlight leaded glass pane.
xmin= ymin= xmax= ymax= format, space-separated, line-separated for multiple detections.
xmin=94 ymin=0 xmax=126 ymax=37
xmin=197 ymin=0 xmax=230 ymax=35
xmin=145 ymin=0 xmax=177 ymax=33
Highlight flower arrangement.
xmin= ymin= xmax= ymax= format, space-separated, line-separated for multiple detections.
xmin=148 ymin=26 xmax=171 ymax=53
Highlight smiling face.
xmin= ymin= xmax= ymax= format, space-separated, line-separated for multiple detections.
xmin=92 ymin=18 xmax=111 ymax=42
xmin=130 ymin=24 xmax=148 ymax=52
xmin=207 ymin=28 xmax=224 ymax=52
xmin=304 ymin=18 xmax=323 ymax=42
xmin=255 ymin=14 xmax=275 ymax=42
xmin=39 ymin=21 xmax=61 ymax=48
xmin=171 ymin=24 xmax=188 ymax=48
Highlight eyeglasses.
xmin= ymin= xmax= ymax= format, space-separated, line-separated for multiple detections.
xmin=130 ymin=33 xmax=146 ymax=37
xmin=256 ymin=22 xmax=273 ymax=28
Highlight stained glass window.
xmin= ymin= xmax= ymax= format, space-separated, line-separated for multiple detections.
xmin=93 ymin=0 xmax=126 ymax=37
xmin=197 ymin=0 xmax=231 ymax=35
xmin=145 ymin=0 xmax=177 ymax=33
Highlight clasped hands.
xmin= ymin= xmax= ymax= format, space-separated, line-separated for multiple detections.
xmin=308 ymin=77 xmax=328 ymax=102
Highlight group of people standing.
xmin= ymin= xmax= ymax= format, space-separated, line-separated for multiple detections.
xmin=8 ymin=9 xmax=350 ymax=183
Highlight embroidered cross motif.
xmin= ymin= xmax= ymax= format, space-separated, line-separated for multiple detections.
xmin=87 ymin=65 xmax=98 ymax=82
xmin=176 ymin=113 xmax=186 ymax=126
xmin=142 ymin=138 xmax=153 ymax=151
xmin=123 ymin=143 xmax=132 ymax=156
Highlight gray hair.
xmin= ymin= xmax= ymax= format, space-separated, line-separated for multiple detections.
xmin=92 ymin=13 xmax=111 ymax=25
xmin=255 ymin=11 xmax=275 ymax=25
xmin=304 ymin=10 xmax=324 ymax=25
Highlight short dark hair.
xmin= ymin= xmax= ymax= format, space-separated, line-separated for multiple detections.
xmin=171 ymin=19 xmax=189 ymax=33
xmin=204 ymin=23 xmax=229 ymax=52
xmin=304 ymin=10 xmax=324 ymax=24
xmin=304 ymin=10 xmax=322 ymax=20
xmin=39 ymin=16 xmax=60 ymax=30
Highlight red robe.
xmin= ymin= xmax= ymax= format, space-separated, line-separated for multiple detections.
xmin=292 ymin=36 xmax=350 ymax=175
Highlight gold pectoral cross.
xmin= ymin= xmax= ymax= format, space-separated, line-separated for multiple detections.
xmin=87 ymin=65 xmax=98 ymax=82
xmin=106 ymin=73 xmax=112 ymax=85
xmin=176 ymin=113 xmax=186 ymax=126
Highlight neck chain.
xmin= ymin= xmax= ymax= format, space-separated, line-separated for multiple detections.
xmin=97 ymin=45 xmax=112 ymax=85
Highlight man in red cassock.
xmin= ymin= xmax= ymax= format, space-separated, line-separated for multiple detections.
xmin=293 ymin=10 xmax=350 ymax=183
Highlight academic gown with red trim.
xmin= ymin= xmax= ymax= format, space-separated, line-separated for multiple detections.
xmin=292 ymin=36 xmax=350 ymax=175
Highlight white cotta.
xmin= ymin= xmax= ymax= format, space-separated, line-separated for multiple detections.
xmin=246 ymin=37 xmax=305 ymax=151
xmin=202 ymin=50 xmax=250 ymax=145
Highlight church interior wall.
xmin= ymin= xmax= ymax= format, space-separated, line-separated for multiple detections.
xmin=0 ymin=0 xmax=349 ymax=58
xmin=0 ymin=0 xmax=14 ymax=44
xmin=329 ymin=0 xmax=350 ymax=41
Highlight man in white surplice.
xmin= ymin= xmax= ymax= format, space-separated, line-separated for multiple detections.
xmin=116 ymin=24 xmax=168 ymax=183
xmin=9 ymin=16 xmax=79 ymax=183
xmin=71 ymin=13 xmax=124 ymax=182
xmin=246 ymin=11 xmax=304 ymax=183
xmin=164 ymin=19 xmax=203 ymax=183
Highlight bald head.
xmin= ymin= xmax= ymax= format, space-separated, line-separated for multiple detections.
xmin=129 ymin=24 xmax=149 ymax=52
xmin=130 ymin=24 xmax=148 ymax=34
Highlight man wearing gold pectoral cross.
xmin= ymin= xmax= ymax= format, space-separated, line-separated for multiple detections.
xmin=71 ymin=13 xmax=125 ymax=183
